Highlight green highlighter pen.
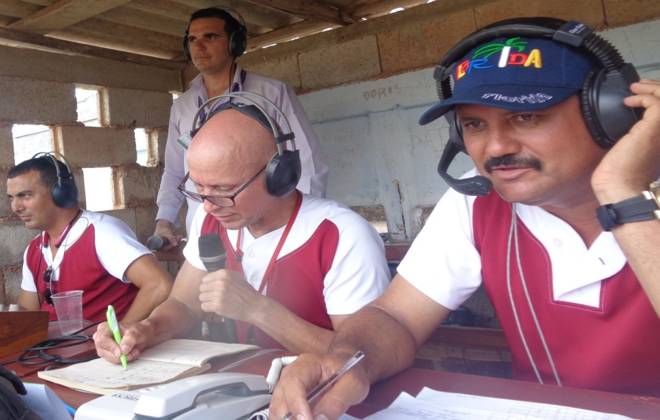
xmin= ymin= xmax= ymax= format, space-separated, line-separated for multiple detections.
xmin=106 ymin=305 xmax=128 ymax=370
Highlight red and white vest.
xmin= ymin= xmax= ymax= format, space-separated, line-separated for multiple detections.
xmin=473 ymin=192 xmax=660 ymax=396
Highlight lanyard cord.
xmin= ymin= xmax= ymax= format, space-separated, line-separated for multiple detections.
xmin=236 ymin=192 xmax=302 ymax=294
xmin=506 ymin=204 xmax=562 ymax=386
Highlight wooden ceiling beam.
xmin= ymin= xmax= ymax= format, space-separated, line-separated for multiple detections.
xmin=0 ymin=26 xmax=184 ymax=69
xmin=124 ymin=0 xmax=192 ymax=22
xmin=97 ymin=7 xmax=187 ymax=37
xmin=0 ymin=1 xmax=41 ymax=18
xmin=169 ymin=0 xmax=293 ymax=31
xmin=349 ymin=0 xmax=432 ymax=19
xmin=8 ymin=0 xmax=132 ymax=33
xmin=245 ymin=19 xmax=338 ymax=52
xmin=244 ymin=0 xmax=354 ymax=25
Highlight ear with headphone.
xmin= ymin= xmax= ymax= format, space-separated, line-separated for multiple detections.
xmin=183 ymin=7 xmax=247 ymax=60
xmin=31 ymin=152 xmax=79 ymax=208
xmin=432 ymin=17 xmax=642 ymax=196
xmin=190 ymin=91 xmax=301 ymax=198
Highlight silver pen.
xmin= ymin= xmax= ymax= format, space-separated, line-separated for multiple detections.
xmin=283 ymin=350 xmax=366 ymax=419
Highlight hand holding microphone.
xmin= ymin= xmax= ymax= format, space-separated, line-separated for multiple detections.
xmin=149 ymin=220 xmax=182 ymax=251
xmin=198 ymin=234 xmax=237 ymax=342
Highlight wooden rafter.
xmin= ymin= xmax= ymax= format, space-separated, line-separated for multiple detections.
xmin=246 ymin=19 xmax=336 ymax=51
xmin=0 ymin=26 xmax=183 ymax=69
xmin=245 ymin=0 xmax=354 ymax=25
xmin=8 ymin=0 xmax=133 ymax=34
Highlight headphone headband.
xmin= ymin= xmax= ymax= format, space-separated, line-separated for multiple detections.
xmin=30 ymin=152 xmax=78 ymax=208
xmin=192 ymin=91 xmax=297 ymax=154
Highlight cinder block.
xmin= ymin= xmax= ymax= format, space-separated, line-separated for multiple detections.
xmin=0 ymin=124 xmax=14 ymax=168
xmin=0 ymin=169 xmax=12 ymax=218
xmin=604 ymin=0 xmax=660 ymax=26
xmin=240 ymin=53 xmax=302 ymax=91
xmin=1 ymin=266 xmax=23 ymax=304
xmin=0 ymin=222 xmax=38 ymax=265
xmin=115 ymin=164 xmax=162 ymax=208
xmin=135 ymin=206 xmax=159 ymax=243
xmin=102 ymin=208 xmax=138 ymax=234
xmin=378 ymin=10 xmax=475 ymax=76
xmin=299 ymin=36 xmax=381 ymax=90
xmin=149 ymin=128 xmax=167 ymax=165
xmin=0 ymin=76 xmax=77 ymax=124
xmin=475 ymin=0 xmax=605 ymax=29
xmin=55 ymin=126 xmax=136 ymax=167
xmin=103 ymin=87 xmax=173 ymax=128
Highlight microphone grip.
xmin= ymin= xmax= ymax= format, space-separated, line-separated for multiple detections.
xmin=198 ymin=234 xmax=236 ymax=343
xmin=146 ymin=235 xmax=170 ymax=251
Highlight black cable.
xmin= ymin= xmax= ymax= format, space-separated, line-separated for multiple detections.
xmin=11 ymin=320 xmax=102 ymax=368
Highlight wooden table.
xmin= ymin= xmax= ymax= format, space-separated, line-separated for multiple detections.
xmin=4 ymin=331 xmax=659 ymax=419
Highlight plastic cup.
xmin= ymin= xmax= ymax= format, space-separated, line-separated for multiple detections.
xmin=51 ymin=290 xmax=83 ymax=335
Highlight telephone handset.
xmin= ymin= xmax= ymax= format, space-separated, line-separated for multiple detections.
xmin=75 ymin=372 xmax=270 ymax=420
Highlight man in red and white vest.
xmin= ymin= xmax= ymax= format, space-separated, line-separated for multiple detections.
xmin=8 ymin=155 xmax=172 ymax=324
xmin=93 ymin=102 xmax=389 ymax=361
xmin=270 ymin=18 xmax=660 ymax=419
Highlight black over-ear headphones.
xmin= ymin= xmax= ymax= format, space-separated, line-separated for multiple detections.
xmin=190 ymin=91 xmax=301 ymax=198
xmin=31 ymin=152 xmax=79 ymax=208
xmin=183 ymin=7 xmax=247 ymax=60
xmin=433 ymin=17 xmax=642 ymax=196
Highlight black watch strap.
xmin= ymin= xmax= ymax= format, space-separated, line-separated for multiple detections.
xmin=597 ymin=192 xmax=660 ymax=231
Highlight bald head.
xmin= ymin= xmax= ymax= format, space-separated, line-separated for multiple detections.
xmin=188 ymin=108 xmax=276 ymax=173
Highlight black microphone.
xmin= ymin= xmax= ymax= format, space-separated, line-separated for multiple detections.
xmin=146 ymin=235 xmax=170 ymax=251
xmin=436 ymin=112 xmax=492 ymax=196
xmin=198 ymin=234 xmax=226 ymax=271
xmin=198 ymin=233 xmax=236 ymax=342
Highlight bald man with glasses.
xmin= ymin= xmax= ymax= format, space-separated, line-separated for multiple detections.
xmin=93 ymin=107 xmax=389 ymax=361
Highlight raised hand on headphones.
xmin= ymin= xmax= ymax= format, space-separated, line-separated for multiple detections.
xmin=592 ymin=79 xmax=660 ymax=204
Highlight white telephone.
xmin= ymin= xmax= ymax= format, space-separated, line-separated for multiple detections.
xmin=75 ymin=372 xmax=270 ymax=420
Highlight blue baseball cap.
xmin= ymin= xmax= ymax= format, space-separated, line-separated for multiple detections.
xmin=419 ymin=37 xmax=596 ymax=125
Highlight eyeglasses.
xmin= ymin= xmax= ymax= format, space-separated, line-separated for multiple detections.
xmin=177 ymin=165 xmax=267 ymax=208
xmin=43 ymin=267 xmax=55 ymax=305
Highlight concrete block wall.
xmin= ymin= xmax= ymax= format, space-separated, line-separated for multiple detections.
xmin=239 ymin=0 xmax=660 ymax=93
xmin=0 ymin=51 xmax=180 ymax=304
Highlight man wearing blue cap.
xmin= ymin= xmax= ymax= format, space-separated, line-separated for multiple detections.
xmin=269 ymin=17 xmax=660 ymax=418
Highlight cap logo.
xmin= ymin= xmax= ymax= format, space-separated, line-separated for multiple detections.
xmin=455 ymin=37 xmax=543 ymax=80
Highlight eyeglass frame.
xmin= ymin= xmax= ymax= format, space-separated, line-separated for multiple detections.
xmin=177 ymin=164 xmax=267 ymax=208
xmin=43 ymin=267 xmax=55 ymax=305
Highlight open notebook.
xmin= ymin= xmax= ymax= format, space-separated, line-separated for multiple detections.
xmin=38 ymin=339 xmax=258 ymax=395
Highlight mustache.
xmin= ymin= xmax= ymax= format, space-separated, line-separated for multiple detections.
xmin=484 ymin=154 xmax=542 ymax=174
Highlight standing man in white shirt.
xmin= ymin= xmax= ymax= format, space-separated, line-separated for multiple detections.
xmin=154 ymin=7 xmax=328 ymax=246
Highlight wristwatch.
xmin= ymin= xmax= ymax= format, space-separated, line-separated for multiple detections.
xmin=596 ymin=180 xmax=660 ymax=231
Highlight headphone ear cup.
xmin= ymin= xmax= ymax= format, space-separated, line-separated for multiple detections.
xmin=51 ymin=176 xmax=78 ymax=208
xmin=265 ymin=150 xmax=301 ymax=197
xmin=229 ymin=28 xmax=247 ymax=57
xmin=581 ymin=63 xmax=642 ymax=149
xmin=579 ymin=69 xmax=609 ymax=148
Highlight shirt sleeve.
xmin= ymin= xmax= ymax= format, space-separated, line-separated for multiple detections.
xmin=92 ymin=214 xmax=152 ymax=283
xmin=20 ymin=247 xmax=37 ymax=292
xmin=156 ymin=100 xmax=186 ymax=225
xmin=397 ymin=188 xmax=483 ymax=310
xmin=182 ymin=204 xmax=208 ymax=271
xmin=322 ymin=211 xmax=390 ymax=315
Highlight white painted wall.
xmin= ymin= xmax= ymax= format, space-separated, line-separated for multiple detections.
xmin=300 ymin=19 xmax=660 ymax=241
